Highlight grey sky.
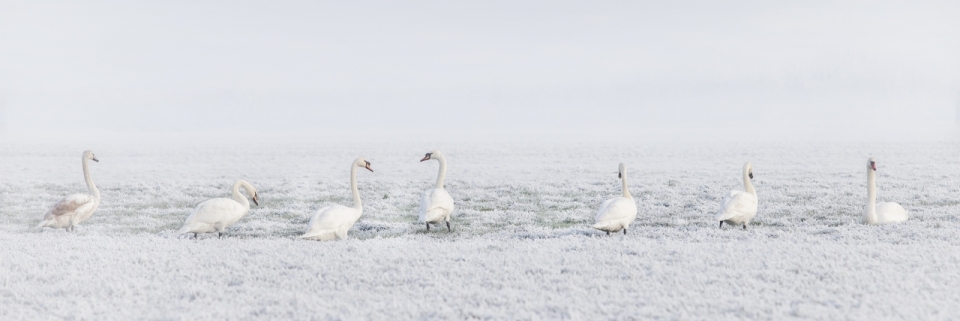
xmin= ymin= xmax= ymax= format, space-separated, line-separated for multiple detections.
xmin=1 ymin=1 xmax=958 ymax=142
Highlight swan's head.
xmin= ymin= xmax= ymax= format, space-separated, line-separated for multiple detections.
xmin=239 ymin=180 xmax=259 ymax=206
xmin=744 ymin=162 xmax=753 ymax=179
xmin=867 ymin=157 xmax=877 ymax=171
xmin=355 ymin=158 xmax=374 ymax=172
xmin=420 ymin=150 xmax=441 ymax=162
xmin=83 ymin=150 xmax=99 ymax=163
xmin=618 ymin=163 xmax=626 ymax=179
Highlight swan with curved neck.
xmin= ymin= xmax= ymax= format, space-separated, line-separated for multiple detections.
xmin=36 ymin=150 xmax=101 ymax=231
xmin=716 ymin=162 xmax=758 ymax=230
xmin=419 ymin=150 xmax=455 ymax=231
xmin=301 ymin=158 xmax=374 ymax=241
xmin=863 ymin=157 xmax=908 ymax=224
xmin=593 ymin=163 xmax=638 ymax=235
xmin=177 ymin=180 xmax=260 ymax=238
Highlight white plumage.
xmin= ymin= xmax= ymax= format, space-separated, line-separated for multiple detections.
xmin=301 ymin=158 xmax=373 ymax=241
xmin=863 ymin=157 xmax=908 ymax=224
xmin=36 ymin=150 xmax=101 ymax=232
xmin=716 ymin=162 xmax=758 ymax=230
xmin=177 ymin=180 xmax=259 ymax=238
xmin=593 ymin=163 xmax=638 ymax=235
xmin=419 ymin=150 xmax=455 ymax=231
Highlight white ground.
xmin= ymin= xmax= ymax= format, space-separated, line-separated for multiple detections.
xmin=1 ymin=141 xmax=959 ymax=319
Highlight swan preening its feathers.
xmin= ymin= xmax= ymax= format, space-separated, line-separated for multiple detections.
xmin=301 ymin=158 xmax=373 ymax=241
xmin=863 ymin=157 xmax=908 ymax=224
xmin=593 ymin=163 xmax=638 ymax=235
xmin=36 ymin=150 xmax=101 ymax=231
xmin=716 ymin=162 xmax=758 ymax=230
xmin=177 ymin=180 xmax=260 ymax=238
xmin=420 ymin=150 xmax=455 ymax=232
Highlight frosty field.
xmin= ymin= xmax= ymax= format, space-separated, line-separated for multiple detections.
xmin=2 ymin=141 xmax=959 ymax=320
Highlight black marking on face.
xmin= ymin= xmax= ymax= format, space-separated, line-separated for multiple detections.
xmin=749 ymin=172 xmax=753 ymax=179
xmin=618 ymin=172 xmax=622 ymax=179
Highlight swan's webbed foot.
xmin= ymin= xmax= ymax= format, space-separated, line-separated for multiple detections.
xmin=742 ymin=223 xmax=747 ymax=230
xmin=719 ymin=221 xmax=723 ymax=229
xmin=446 ymin=221 xmax=451 ymax=232
xmin=426 ymin=223 xmax=430 ymax=231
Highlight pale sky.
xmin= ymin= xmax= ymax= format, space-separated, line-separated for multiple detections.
xmin=1 ymin=1 xmax=959 ymax=142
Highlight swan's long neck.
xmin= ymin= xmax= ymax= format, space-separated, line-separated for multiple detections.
xmin=743 ymin=169 xmax=755 ymax=195
xmin=435 ymin=155 xmax=447 ymax=189
xmin=82 ymin=157 xmax=100 ymax=199
xmin=621 ymin=172 xmax=632 ymax=198
xmin=350 ymin=164 xmax=362 ymax=210
xmin=865 ymin=169 xmax=877 ymax=223
xmin=232 ymin=181 xmax=251 ymax=210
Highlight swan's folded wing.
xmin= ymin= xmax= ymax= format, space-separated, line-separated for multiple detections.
xmin=424 ymin=189 xmax=454 ymax=213
xmin=185 ymin=198 xmax=243 ymax=224
xmin=305 ymin=205 xmax=352 ymax=232
xmin=595 ymin=197 xmax=636 ymax=222
xmin=715 ymin=191 xmax=757 ymax=221
xmin=43 ymin=194 xmax=95 ymax=220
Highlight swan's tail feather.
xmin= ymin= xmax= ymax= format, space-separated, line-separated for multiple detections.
xmin=35 ymin=219 xmax=54 ymax=229
xmin=592 ymin=221 xmax=616 ymax=231
xmin=300 ymin=229 xmax=338 ymax=241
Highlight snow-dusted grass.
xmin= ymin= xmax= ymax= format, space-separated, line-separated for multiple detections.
xmin=1 ymin=141 xmax=959 ymax=319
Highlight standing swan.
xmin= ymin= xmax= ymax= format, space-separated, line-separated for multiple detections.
xmin=36 ymin=150 xmax=100 ymax=231
xmin=716 ymin=162 xmax=758 ymax=230
xmin=301 ymin=158 xmax=374 ymax=241
xmin=593 ymin=163 xmax=638 ymax=235
xmin=419 ymin=150 xmax=455 ymax=231
xmin=863 ymin=157 xmax=908 ymax=224
xmin=176 ymin=180 xmax=260 ymax=238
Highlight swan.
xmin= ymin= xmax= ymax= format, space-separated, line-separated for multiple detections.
xmin=863 ymin=157 xmax=908 ymax=224
xmin=176 ymin=180 xmax=260 ymax=238
xmin=301 ymin=158 xmax=373 ymax=241
xmin=36 ymin=150 xmax=101 ymax=232
xmin=593 ymin=163 xmax=638 ymax=235
xmin=419 ymin=150 xmax=455 ymax=231
xmin=716 ymin=162 xmax=758 ymax=230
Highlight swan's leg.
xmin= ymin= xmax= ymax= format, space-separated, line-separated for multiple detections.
xmin=719 ymin=221 xmax=723 ymax=229
xmin=606 ymin=231 xmax=610 ymax=236
xmin=426 ymin=223 xmax=430 ymax=231
xmin=446 ymin=222 xmax=451 ymax=232
xmin=623 ymin=229 xmax=627 ymax=235
xmin=742 ymin=223 xmax=747 ymax=230
xmin=218 ymin=232 xmax=224 ymax=239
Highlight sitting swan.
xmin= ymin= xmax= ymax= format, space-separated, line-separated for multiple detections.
xmin=177 ymin=180 xmax=260 ymax=238
xmin=716 ymin=162 xmax=758 ymax=230
xmin=863 ymin=157 xmax=908 ymax=224
xmin=419 ymin=150 xmax=455 ymax=231
xmin=301 ymin=158 xmax=373 ymax=241
xmin=593 ymin=163 xmax=638 ymax=235
xmin=36 ymin=150 xmax=101 ymax=232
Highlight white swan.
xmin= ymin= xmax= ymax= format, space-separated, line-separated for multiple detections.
xmin=176 ymin=180 xmax=260 ymax=238
xmin=36 ymin=150 xmax=101 ymax=231
xmin=419 ymin=150 xmax=455 ymax=231
xmin=301 ymin=158 xmax=373 ymax=241
xmin=593 ymin=163 xmax=638 ymax=235
xmin=716 ymin=162 xmax=758 ymax=230
xmin=863 ymin=157 xmax=908 ymax=224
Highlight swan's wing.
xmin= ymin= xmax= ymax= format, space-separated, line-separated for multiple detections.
xmin=715 ymin=191 xmax=757 ymax=221
xmin=43 ymin=194 xmax=96 ymax=220
xmin=305 ymin=205 xmax=357 ymax=233
xmin=183 ymin=198 xmax=244 ymax=225
xmin=421 ymin=189 xmax=454 ymax=213
xmin=595 ymin=197 xmax=637 ymax=222
xmin=876 ymin=202 xmax=908 ymax=223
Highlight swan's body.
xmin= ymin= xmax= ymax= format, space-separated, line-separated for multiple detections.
xmin=863 ymin=157 xmax=908 ymax=224
xmin=716 ymin=162 xmax=758 ymax=230
xmin=36 ymin=150 xmax=100 ymax=231
xmin=593 ymin=163 xmax=638 ymax=235
xmin=301 ymin=158 xmax=373 ymax=241
xmin=419 ymin=150 xmax=455 ymax=231
xmin=177 ymin=180 xmax=259 ymax=238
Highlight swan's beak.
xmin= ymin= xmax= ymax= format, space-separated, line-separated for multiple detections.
xmin=92 ymin=157 xmax=99 ymax=162
xmin=871 ymin=163 xmax=876 ymax=171
xmin=420 ymin=156 xmax=430 ymax=162
xmin=252 ymin=194 xmax=260 ymax=206
xmin=365 ymin=161 xmax=374 ymax=172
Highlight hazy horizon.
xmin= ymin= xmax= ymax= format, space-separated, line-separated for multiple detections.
xmin=1 ymin=1 xmax=959 ymax=143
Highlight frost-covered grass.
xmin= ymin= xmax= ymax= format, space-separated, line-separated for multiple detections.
xmin=1 ymin=141 xmax=959 ymax=319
